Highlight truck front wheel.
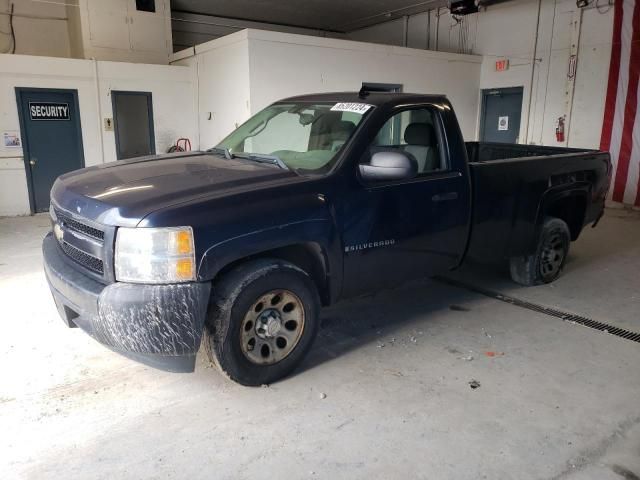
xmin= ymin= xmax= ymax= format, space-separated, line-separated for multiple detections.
xmin=509 ymin=217 xmax=571 ymax=286
xmin=204 ymin=259 xmax=320 ymax=386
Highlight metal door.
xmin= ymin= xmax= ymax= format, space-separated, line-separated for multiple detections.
xmin=111 ymin=91 xmax=155 ymax=159
xmin=15 ymin=88 xmax=85 ymax=213
xmin=480 ymin=87 xmax=523 ymax=143
xmin=341 ymin=106 xmax=472 ymax=297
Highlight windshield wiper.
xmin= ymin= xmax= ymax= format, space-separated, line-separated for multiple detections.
xmin=235 ymin=153 xmax=289 ymax=171
xmin=207 ymin=146 xmax=233 ymax=160
xmin=207 ymin=148 xmax=289 ymax=171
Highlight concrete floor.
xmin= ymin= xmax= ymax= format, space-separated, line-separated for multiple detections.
xmin=1 ymin=209 xmax=639 ymax=480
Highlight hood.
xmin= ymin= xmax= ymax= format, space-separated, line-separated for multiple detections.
xmin=51 ymin=152 xmax=299 ymax=226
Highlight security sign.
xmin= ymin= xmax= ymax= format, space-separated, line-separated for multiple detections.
xmin=29 ymin=102 xmax=70 ymax=121
xmin=498 ymin=116 xmax=509 ymax=131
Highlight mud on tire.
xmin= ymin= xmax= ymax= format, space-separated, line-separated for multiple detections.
xmin=203 ymin=258 xmax=320 ymax=386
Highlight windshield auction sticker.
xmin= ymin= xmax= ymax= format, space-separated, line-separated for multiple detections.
xmin=330 ymin=103 xmax=373 ymax=114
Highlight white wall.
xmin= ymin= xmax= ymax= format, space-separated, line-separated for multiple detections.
xmin=0 ymin=55 xmax=98 ymax=216
xmin=0 ymin=0 xmax=71 ymax=57
xmin=72 ymin=0 xmax=173 ymax=64
xmin=0 ymin=0 xmax=172 ymax=64
xmin=172 ymin=31 xmax=251 ymax=150
xmin=563 ymin=6 xmax=614 ymax=148
xmin=246 ymin=30 xmax=482 ymax=140
xmin=474 ymin=0 xmax=614 ymax=148
xmin=346 ymin=0 xmax=614 ymax=149
xmin=173 ymin=29 xmax=482 ymax=147
xmin=97 ymin=61 xmax=196 ymax=161
xmin=0 ymin=54 xmax=195 ymax=216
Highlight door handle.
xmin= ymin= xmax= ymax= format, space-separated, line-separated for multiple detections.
xmin=29 ymin=158 xmax=37 ymax=166
xmin=432 ymin=192 xmax=458 ymax=202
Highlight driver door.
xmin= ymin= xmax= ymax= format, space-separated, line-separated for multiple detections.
xmin=341 ymin=106 xmax=471 ymax=297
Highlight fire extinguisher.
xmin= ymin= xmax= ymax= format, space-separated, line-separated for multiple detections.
xmin=556 ymin=116 xmax=565 ymax=143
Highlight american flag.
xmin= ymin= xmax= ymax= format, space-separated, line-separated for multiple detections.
xmin=600 ymin=0 xmax=640 ymax=206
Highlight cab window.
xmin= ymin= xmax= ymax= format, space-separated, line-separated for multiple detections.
xmin=371 ymin=108 xmax=446 ymax=175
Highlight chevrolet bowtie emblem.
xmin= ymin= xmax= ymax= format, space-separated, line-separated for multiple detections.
xmin=54 ymin=223 xmax=63 ymax=243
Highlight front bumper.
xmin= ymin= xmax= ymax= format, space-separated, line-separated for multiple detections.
xmin=43 ymin=232 xmax=211 ymax=372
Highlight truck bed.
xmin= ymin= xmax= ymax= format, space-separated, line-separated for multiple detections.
xmin=465 ymin=141 xmax=588 ymax=163
xmin=464 ymin=142 xmax=610 ymax=263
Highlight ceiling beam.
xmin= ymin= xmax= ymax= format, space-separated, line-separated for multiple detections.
xmin=172 ymin=0 xmax=451 ymax=36
xmin=171 ymin=9 xmax=344 ymax=34
xmin=336 ymin=0 xmax=449 ymax=32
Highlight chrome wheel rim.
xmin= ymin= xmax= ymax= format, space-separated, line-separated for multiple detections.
xmin=240 ymin=290 xmax=305 ymax=365
xmin=540 ymin=232 xmax=565 ymax=279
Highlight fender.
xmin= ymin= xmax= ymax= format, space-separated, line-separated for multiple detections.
xmin=531 ymin=183 xmax=591 ymax=249
xmin=197 ymin=216 xmax=343 ymax=302
xmin=138 ymin=176 xmax=344 ymax=302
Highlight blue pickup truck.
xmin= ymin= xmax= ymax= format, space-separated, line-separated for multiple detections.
xmin=43 ymin=91 xmax=610 ymax=385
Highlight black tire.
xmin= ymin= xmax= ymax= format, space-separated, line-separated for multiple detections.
xmin=204 ymin=258 xmax=320 ymax=386
xmin=509 ymin=217 xmax=571 ymax=286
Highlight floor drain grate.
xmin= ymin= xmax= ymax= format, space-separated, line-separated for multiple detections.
xmin=435 ymin=276 xmax=640 ymax=344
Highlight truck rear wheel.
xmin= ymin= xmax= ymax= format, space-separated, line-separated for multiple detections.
xmin=509 ymin=217 xmax=570 ymax=286
xmin=204 ymin=259 xmax=320 ymax=386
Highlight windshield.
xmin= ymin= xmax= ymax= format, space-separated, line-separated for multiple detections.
xmin=214 ymin=102 xmax=372 ymax=173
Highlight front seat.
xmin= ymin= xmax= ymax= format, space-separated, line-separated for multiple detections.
xmin=403 ymin=123 xmax=438 ymax=173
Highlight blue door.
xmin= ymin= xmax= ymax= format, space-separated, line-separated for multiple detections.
xmin=341 ymin=106 xmax=472 ymax=297
xmin=16 ymin=88 xmax=85 ymax=213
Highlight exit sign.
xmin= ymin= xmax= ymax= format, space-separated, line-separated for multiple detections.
xmin=495 ymin=59 xmax=509 ymax=72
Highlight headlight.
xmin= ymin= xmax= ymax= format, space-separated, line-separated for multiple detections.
xmin=115 ymin=227 xmax=196 ymax=283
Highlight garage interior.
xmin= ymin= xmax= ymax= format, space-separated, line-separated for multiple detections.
xmin=1 ymin=0 xmax=640 ymax=479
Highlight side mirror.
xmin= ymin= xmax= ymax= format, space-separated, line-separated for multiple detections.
xmin=359 ymin=151 xmax=417 ymax=182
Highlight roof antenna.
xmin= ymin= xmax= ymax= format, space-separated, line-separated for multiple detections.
xmin=359 ymin=85 xmax=370 ymax=99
